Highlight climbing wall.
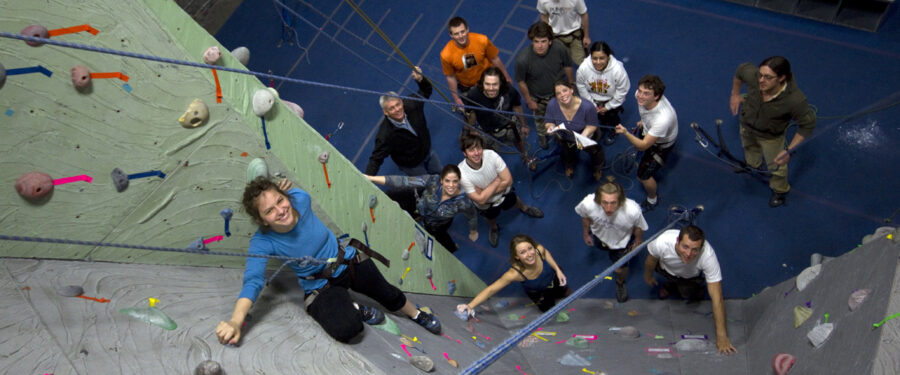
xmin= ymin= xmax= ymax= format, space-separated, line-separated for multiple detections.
xmin=743 ymin=235 xmax=900 ymax=375
xmin=0 ymin=0 xmax=484 ymax=297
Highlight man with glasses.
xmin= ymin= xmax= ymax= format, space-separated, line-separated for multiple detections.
xmin=644 ymin=225 xmax=737 ymax=355
xmin=730 ymin=56 xmax=816 ymax=207
xmin=441 ymin=17 xmax=512 ymax=109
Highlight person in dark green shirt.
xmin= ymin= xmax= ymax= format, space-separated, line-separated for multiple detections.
xmin=730 ymin=56 xmax=816 ymax=207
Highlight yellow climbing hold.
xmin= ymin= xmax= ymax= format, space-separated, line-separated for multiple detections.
xmin=148 ymin=297 xmax=159 ymax=307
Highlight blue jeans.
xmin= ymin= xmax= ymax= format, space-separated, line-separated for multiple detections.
xmin=398 ymin=150 xmax=442 ymax=176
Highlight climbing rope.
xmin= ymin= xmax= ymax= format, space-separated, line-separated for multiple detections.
xmin=0 ymin=234 xmax=330 ymax=267
xmin=460 ymin=205 xmax=704 ymax=374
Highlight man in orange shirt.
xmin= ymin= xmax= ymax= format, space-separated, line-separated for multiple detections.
xmin=441 ymin=17 xmax=512 ymax=108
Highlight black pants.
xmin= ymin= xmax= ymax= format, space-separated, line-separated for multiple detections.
xmin=525 ymin=276 xmax=570 ymax=312
xmin=655 ymin=264 xmax=705 ymax=300
xmin=558 ymin=137 xmax=605 ymax=173
xmin=305 ymin=256 xmax=406 ymax=343
xmin=425 ymin=219 xmax=457 ymax=253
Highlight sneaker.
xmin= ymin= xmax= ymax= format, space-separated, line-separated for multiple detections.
xmin=616 ymin=282 xmax=628 ymax=303
xmin=641 ymin=197 xmax=659 ymax=211
xmin=412 ymin=309 xmax=442 ymax=334
xmin=521 ymin=206 xmax=544 ymax=218
xmin=489 ymin=227 xmax=499 ymax=247
xmin=538 ymin=134 xmax=549 ymax=150
xmin=769 ymin=191 xmax=787 ymax=208
xmin=359 ymin=304 xmax=384 ymax=325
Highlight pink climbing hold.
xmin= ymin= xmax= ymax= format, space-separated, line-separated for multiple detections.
xmin=772 ymin=353 xmax=795 ymax=375
xmin=15 ymin=172 xmax=54 ymax=201
xmin=21 ymin=25 xmax=49 ymax=46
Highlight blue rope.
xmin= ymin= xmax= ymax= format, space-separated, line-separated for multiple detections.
xmin=0 ymin=234 xmax=329 ymax=267
xmin=0 ymin=32 xmax=551 ymax=132
xmin=264 ymin=2 xmax=529 ymax=152
xmin=460 ymin=206 xmax=704 ymax=375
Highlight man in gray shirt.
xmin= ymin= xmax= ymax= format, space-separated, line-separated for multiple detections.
xmin=515 ymin=21 xmax=575 ymax=149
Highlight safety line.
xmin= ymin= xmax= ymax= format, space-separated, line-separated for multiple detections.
xmin=0 ymin=31 xmax=547 ymax=128
xmin=461 ymin=206 xmax=703 ymax=374
xmin=342 ymin=0 xmax=453 ymax=104
xmin=0 ymin=234 xmax=330 ymax=266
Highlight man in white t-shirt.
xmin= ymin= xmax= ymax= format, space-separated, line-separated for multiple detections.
xmin=575 ymin=177 xmax=647 ymax=302
xmin=458 ymin=133 xmax=543 ymax=247
xmin=644 ymin=225 xmax=737 ymax=355
xmin=615 ymin=75 xmax=678 ymax=211
xmin=537 ymin=0 xmax=591 ymax=63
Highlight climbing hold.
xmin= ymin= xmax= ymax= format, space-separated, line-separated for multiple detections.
xmin=566 ymin=337 xmax=589 ymax=349
xmin=408 ymin=355 xmax=434 ymax=372
xmin=448 ymin=280 xmax=456 ymax=295
xmin=603 ymin=301 xmax=615 ymax=309
xmin=179 ymin=99 xmax=209 ymax=128
xmin=772 ymin=353 xmax=795 ymax=375
xmin=252 ymin=88 xmax=278 ymax=117
xmin=21 ymin=24 xmax=50 ymax=46
xmin=15 ymin=172 xmax=54 ymax=201
xmin=70 ymin=65 xmax=91 ymax=88
xmin=518 ymin=335 xmax=542 ymax=348
xmin=148 ymin=297 xmax=159 ymax=307
xmin=494 ymin=300 xmax=510 ymax=309
xmin=371 ymin=315 xmax=401 ymax=335
xmin=796 ymin=264 xmax=822 ymax=291
xmin=558 ymin=351 xmax=591 ymax=367
xmin=807 ymin=322 xmax=833 ymax=348
xmin=627 ymin=310 xmax=639 ymax=317
xmin=246 ymin=158 xmax=268 ymax=183
xmin=110 ymin=168 xmax=129 ymax=192
xmin=556 ymin=311 xmax=570 ymax=322
xmin=283 ymin=100 xmax=304 ymax=118
xmin=193 ymin=360 xmax=223 ymax=375
xmin=317 ymin=151 xmax=329 ymax=164
xmin=202 ymin=46 xmax=221 ymax=65
xmin=675 ymin=339 xmax=712 ymax=352
xmin=231 ymin=46 xmax=250 ymax=66
xmin=794 ymin=305 xmax=813 ymax=328
xmin=848 ymin=289 xmax=871 ymax=311
xmin=119 ymin=306 xmax=177 ymax=330
xmin=620 ymin=326 xmax=640 ymax=339
xmin=57 ymin=285 xmax=84 ymax=297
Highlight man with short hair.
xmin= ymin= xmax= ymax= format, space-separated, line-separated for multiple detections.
xmin=537 ymin=0 xmax=591 ymax=63
xmin=615 ymin=75 xmax=677 ymax=211
xmin=457 ymin=133 xmax=543 ymax=247
xmin=463 ymin=67 xmax=529 ymax=159
xmin=644 ymin=225 xmax=737 ymax=355
xmin=365 ymin=67 xmax=441 ymax=176
xmin=441 ymin=17 xmax=512 ymax=108
xmin=515 ymin=21 xmax=575 ymax=149
xmin=575 ymin=177 xmax=647 ymax=302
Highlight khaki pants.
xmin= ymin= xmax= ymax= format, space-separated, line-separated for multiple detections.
xmin=556 ymin=30 xmax=585 ymax=64
xmin=534 ymin=97 xmax=550 ymax=137
xmin=740 ymin=126 xmax=789 ymax=193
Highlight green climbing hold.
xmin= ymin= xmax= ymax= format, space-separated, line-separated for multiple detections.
xmin=372 ymin=315 xmax=401 ymax=335
xmin=119 ymin=307 xmax=177 ymax=330
xmin=565 ymin=337 xmax=589 ymax=348
xmin=556 ymin=312 xmax=570 ymax=322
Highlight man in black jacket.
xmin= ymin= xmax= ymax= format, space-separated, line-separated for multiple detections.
xmin=365 ymin=67 xmax=442 ymax=176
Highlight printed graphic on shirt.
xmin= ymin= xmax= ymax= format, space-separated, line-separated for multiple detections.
xmin=463 ymin=53 xmax=478 ymax=70
xmin=545 ymin=5 xmax=574 ymax=16
xmin=589 ymin=79 xmax=610 ymax=95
